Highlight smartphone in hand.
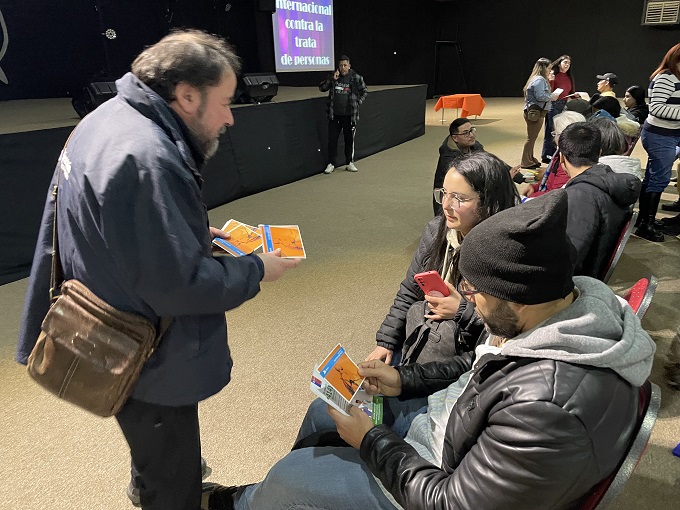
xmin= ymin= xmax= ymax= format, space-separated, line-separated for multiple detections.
xmin=414 ymin=271 xmax=450 ymax=297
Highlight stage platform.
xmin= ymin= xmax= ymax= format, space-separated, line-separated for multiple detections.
xmin=0 ymin=84 xmax=426 ymax=284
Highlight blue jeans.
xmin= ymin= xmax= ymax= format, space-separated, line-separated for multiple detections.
xmin=234 ymin=396 xmax=428 ymax=510
xmin=641 ymin=126 xmax=680 ymax=193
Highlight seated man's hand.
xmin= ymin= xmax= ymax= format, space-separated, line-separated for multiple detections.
xmin=358 ymin=359 xmax=402 ymax=396
xmin=365 ymin=346 xmax=393 ymax=364
xmin=328 ymin=405 xmax=374 ymax=449
xmin=423 ymin=281 xmax=461 ymax=320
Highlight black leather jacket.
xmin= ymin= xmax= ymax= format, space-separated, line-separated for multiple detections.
xmin=360 ymin=355 xmax=638 ymax=510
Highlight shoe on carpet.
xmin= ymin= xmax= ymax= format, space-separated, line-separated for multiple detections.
xmin=346 ymin=162 xmax=358 ymax=172
xmin=127 ymin=457 xmax=212 ymax=507
xmin=541 ymin=157 xmax=552 ymax=164
xmin=660 ymin=222 xmax=680 ymax=236
xmin=323 ymin=164 xmax=335 ymax=174
xmin=201 ymin=482 xmax=244 ymax=510
xmin=521 ymin=164 xmax=540 ymax=170
xmin=661 ymin=199 xmax=680 ymax=212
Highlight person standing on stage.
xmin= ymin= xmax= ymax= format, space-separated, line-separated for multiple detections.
xmin=319 ymin=55 xmax=368 ymax=174
xmin=15 ymin=30 xmax=300 ymax=509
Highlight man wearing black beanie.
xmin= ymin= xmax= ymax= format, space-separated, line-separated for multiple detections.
xmin=209 ymin=191 xmax=656 ymax=510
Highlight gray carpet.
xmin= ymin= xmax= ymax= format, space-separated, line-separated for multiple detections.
xmin=0 ymin=97 xmax=678 ymax=509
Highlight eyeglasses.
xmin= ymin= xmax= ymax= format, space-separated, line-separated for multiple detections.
xmin=457 ymin=279 xmax=482 ymax=302
xmin=433 ymin=188 xmax=477 ymax=209
xmin=452 ymin=127 xmax=477 ymax=137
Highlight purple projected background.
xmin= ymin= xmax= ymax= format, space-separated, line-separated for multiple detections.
xmin=273 ymin=0 xmax=334 ymax=72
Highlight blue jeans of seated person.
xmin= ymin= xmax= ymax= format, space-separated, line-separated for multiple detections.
xmin=641 ymin=126 xmax=680 ymax=193
xmin=233 ymin=396 xmax=428 ymax=510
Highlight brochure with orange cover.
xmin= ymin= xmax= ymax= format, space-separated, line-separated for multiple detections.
xmin=259 ymin=224 xmax=306 ymax=258
xmin=212 ymin=219 xmax=262 ymax=256
xmin=309 ymin=344 xmax=383 ymax=424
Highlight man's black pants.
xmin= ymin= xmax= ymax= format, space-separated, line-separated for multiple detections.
xmin=116 ymin=398 xmax=202 ymax=509
xmin=328 ymin=115 xmax=356 ymax=166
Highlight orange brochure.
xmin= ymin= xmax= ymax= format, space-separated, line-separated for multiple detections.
xmin=259 ymin=224 xmax=306 ymax=258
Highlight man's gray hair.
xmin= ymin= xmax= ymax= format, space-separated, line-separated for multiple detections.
xmin=131 ymin=29 xmax=241 ymax=102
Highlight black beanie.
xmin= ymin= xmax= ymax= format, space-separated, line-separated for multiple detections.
xmin=458 ymin=190 xmax=575 ymax=304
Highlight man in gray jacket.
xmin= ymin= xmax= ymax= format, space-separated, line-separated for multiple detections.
xmin=202 ymin=191 xmax=655 ymax=510
xmin=16 ymin=31 xmax=299 ymax=509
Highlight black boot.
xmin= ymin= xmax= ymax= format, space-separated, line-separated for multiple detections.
xmin=660 ymin=213 xmax=680 ymax=236
xmin=661 ymin=199 xmax=680 ymax=212
xmin=659 ymin=212 xmax=680 ymax=226
xmin=635 ymin=191 xmax=665 ymax=242
xmin=635 ymin=184 xmax=647 ymax=227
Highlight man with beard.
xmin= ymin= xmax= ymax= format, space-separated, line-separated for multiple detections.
xmin=201 ymin=191 xmax=655 ymax=510
xmin=16 ymin=30 xmax=300 ymax=509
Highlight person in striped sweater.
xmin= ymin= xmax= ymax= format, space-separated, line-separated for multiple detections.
xmin=635 ymin=43 xmax=680 ymax=241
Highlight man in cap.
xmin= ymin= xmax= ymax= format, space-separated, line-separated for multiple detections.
xmin=596 ymin=72 xmax=618 ymax=98
xmin=201 ymin=191 xmax=655 ymax=510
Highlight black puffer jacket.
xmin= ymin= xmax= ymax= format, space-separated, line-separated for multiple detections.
xmin=375 ymin=217 xmax=483 ymax=359
xmin=564 ymin=163 xmax=640 ymax=278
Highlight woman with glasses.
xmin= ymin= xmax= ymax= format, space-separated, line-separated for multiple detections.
xmin=521 ymin=57 xmax=556 ymax=169
xmin=432 ymin=118 xmax=484 ymax=215
xmin=367 ymin=151 xmax=519 ymax=366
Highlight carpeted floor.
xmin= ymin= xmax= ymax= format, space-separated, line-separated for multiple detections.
xmin=0 ymin=97 xmax=678 ymax=509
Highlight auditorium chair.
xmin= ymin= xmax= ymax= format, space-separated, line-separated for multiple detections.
xmin=621 ymin=274 xmax=658 ymax=319
xmin=578 ymin=380 xmax=660 ymax=509
xmin=600 ymin=210 xmax=637 ymax=284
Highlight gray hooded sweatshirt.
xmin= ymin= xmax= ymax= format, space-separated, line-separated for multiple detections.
xmin=502 ymin=276 xmax=655 ymax=386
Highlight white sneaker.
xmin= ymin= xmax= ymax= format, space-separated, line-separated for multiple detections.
xmin=346 ymin=162 xmax=358 ymax=172
xmin=324 ymin=164 xmax=335 ymax=174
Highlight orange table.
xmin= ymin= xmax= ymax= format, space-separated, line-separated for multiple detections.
xmin=434 ymin=94 xmax=486 ymax=123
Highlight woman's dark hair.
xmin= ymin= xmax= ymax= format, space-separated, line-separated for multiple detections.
xmin=591 ymin=117 xmax=626 ymax=156
xmin=550 ymin=54 xmax=575 ymax=94
xmin=626 ymin=86 xmax=646 ymax=107
xmin=427 ymin=151 xmax=519 ymax=283
xmin=131 ymin=29 xmax=241 ymax=101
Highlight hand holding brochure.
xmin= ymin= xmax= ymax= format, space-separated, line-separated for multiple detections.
xmin=260 ymin=224 xmax=306 ymax=258
xmin=310 ymin=344 xmax=383 ymax=425
xmin=212 ymin=219 xmax=263 ymax=256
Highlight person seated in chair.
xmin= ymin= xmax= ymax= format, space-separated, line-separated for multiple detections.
xmin=200 ymin=191 xmax=656 ymax=510
xmin=560 ymin=122 xmax=641 ymax=278
xmin=432 ymin=118 xmax=485 ymax=215
xmin=590 ymin=96 xmax=641 ymax=144
xmin=596 ymin=72 xmax=618 ymax=98
xmin=525 ymin=111 xmax=585 ymax=199
xmin=591 ymin=117 xmax=643 ymax=179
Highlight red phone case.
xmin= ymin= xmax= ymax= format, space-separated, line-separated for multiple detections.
xmin=414 ymin=271 xmax=450 ymax=297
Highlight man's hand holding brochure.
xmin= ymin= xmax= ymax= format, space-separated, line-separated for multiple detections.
xmin=310 ymin=344 xmax=383 ymax=425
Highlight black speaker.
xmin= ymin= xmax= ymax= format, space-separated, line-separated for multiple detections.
xmin=257 ymin=0 xmax=276 ymax=12
xmin=239 ymin=73 xmax=279 ymax=104
xmin=72 ymin=82 xmax=118 ymax=118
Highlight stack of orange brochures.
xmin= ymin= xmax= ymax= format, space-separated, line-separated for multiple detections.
xmin=212 ymin=219 xmax=263 ymax=257
xmin=259 ymin=224 xmax=306 ymax=258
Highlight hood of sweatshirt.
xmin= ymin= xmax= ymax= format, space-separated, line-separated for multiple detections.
xmin=501 ymin=276 xmax=655 ymax=386
xmin=566 ymin=163 xmax=641 ymax=208
xmin=599 ymin=155 xmax=643 ymax=180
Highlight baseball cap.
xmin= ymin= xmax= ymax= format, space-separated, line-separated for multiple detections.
xmin=596 ymin=73 xmax=618 ymax=85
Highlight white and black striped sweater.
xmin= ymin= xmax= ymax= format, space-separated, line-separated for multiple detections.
xmin=647 ymin=70 xmax=680 ymax=134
